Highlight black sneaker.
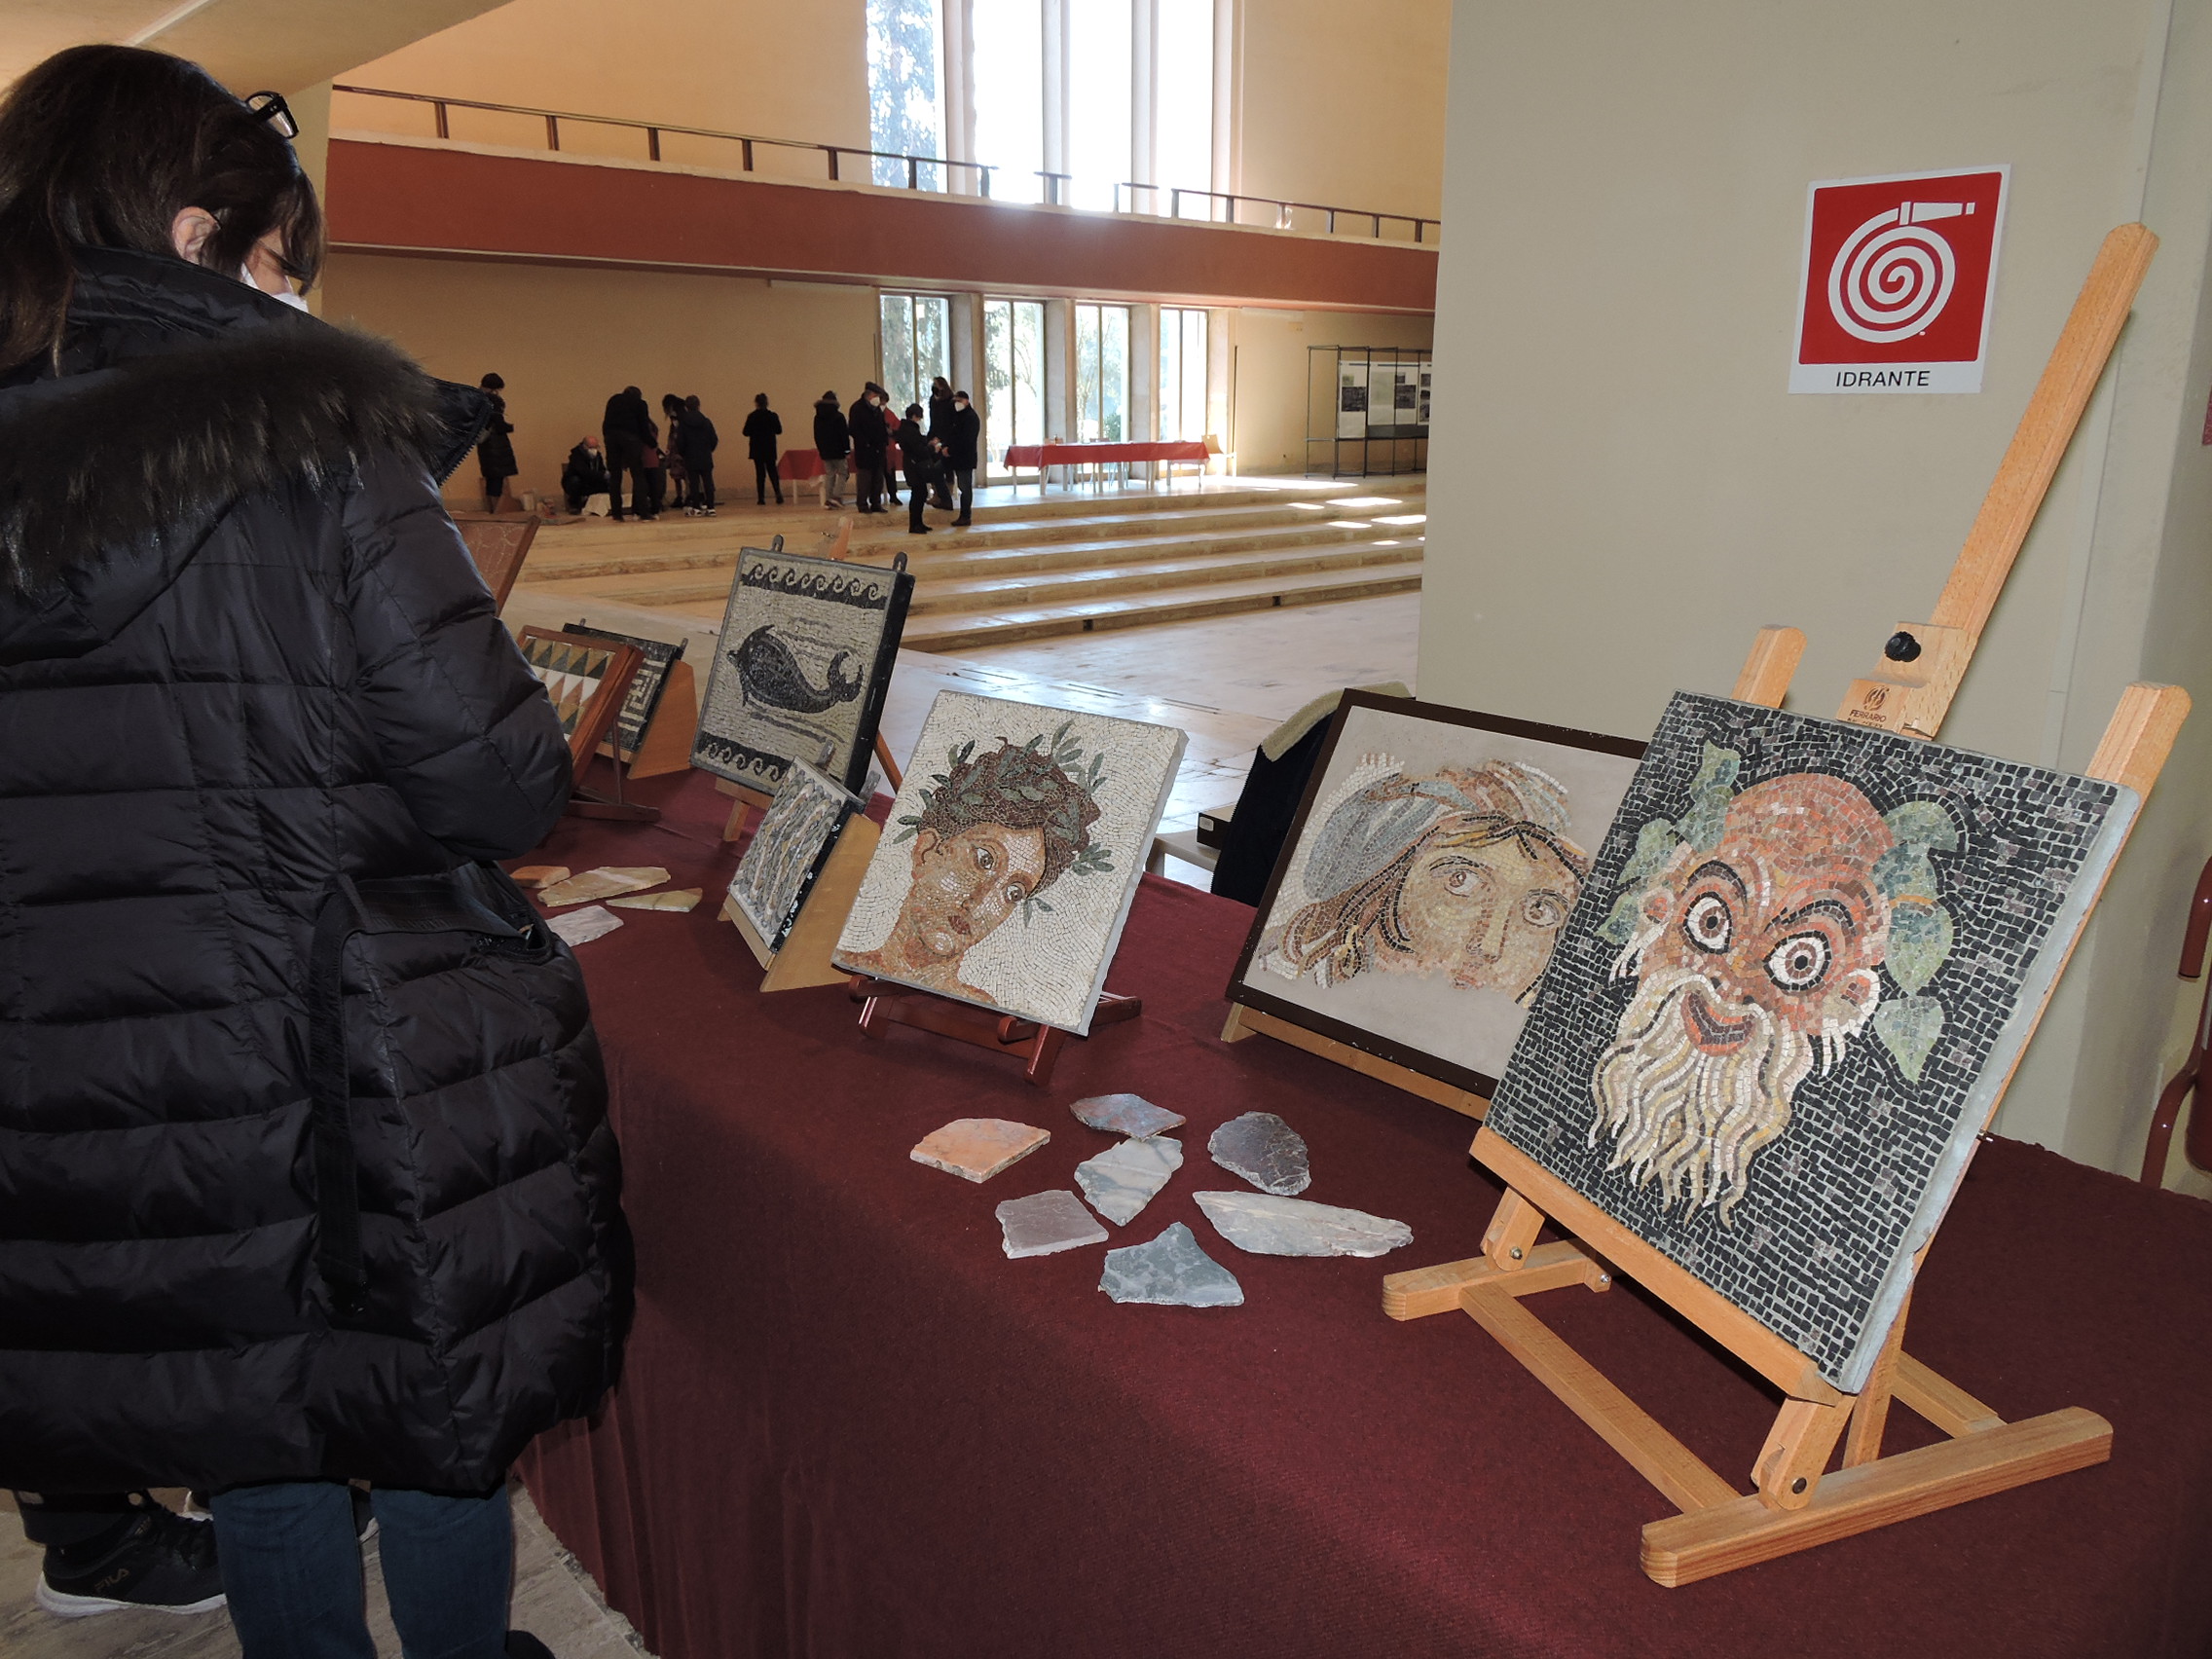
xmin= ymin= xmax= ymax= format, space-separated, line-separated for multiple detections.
xmin=36 ymin=1501 xmax=225 ymax=1618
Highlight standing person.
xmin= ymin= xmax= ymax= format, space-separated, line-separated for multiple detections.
xmin=895 ymin=402 xmax=941 ymax=535
xmin=601 ymin=384 xmax=656 ymax=521
xmin=848 ymin=385 xmax=887 ymax=514
xmin=813 ymin=389 xmax=850 ymax=508
xmin=659 ymin=394 xmax=689 ymax=513
xmin=943 ymin=388 xmax=980 ymax=528
xmin=743 ymin=392 xmax=783 ymax=505
xmin=476 ymin=372 xmax=516 ymax=510
xmin=877 ymin=387 xmax=903 ymax=508
xmin=925 ymin=375 xmax=955 ymax=508
xmin=561 ymin=435 xmax=608 ymax=514
xmin=679 ymin=394 xmax=719 ymax=516
xmin=0 ymin=43 xmax=631 ymax=1659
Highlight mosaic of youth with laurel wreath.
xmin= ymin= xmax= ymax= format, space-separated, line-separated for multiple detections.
xmin=833 ymin=691 xmax=1183 ymax=1034
xmin=692 ymin=548 xmax=909 ymax=797
xmin=1484 ymin=692 xmax=2130 ymax=1388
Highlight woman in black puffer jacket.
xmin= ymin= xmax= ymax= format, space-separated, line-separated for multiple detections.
xmin=0 ymin=47 xmax=631 ymax=1659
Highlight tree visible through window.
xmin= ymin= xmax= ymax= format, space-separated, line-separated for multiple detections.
xmin=866 ymin=0 xmax=942 ymax=188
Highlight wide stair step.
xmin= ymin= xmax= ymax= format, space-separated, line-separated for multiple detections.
xmin=513 ymin=475 xmax=1425 ymax=648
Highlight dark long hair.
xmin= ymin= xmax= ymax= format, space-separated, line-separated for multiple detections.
xmin=0 ymin=45 xmax=325 ymax=372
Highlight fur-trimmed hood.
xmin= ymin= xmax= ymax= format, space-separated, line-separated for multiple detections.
xmin=0 ymin=247 xmax=487 ymax=661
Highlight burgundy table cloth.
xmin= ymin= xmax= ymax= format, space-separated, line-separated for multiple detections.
xmin=1001 ymin=439 xmax=1211 ymax=466
xmin=514 ymin=766 xmax=2212 ymax=1659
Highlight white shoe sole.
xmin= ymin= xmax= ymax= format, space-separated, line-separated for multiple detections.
xmin=35 ymin=1577 xmax=227 ymax=1618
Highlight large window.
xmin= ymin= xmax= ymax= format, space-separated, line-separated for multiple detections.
xmin=964 ymin=0 xmax=1214 ymax=212
xmin=1155 ymin=0 xmax=1215 ymax=211
xmin=881 ymin=293 xmax=950 ymax=417
xmin=970 ymin=0 xmax=1043 ymax=203
xmin=982 ymin=298 xmax=1046 ymax=470
xmin=1074 ymin=304 xmax=1129 ymax=442
xmin=867 ymin=0 xmax=942 ymax=187
xmin=1159 ymin=307 xmax=1208 ymax=440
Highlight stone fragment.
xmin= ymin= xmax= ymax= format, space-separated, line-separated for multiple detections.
xmin=995 ymin=1190 xmax=1109 ymax=1258
xmin=910 ymin=1119 xmax=1050 ymax=1183
xmin=1098 ymin=1222 xmax=1243 ymax=1308
xmin=1207 ymin=1112 xmax=1311 ymax=1195
xmin=537 ymin=866 xmax=670 ymax=907
xmin=1074 ymin=1136 xmax=1184 ymax=1226
xmin=1068 ymin=1092 xmax=1187 ymax=1138
xmin=607 ymin=888 xmax=703 ymax=912
xmin=509 ymin=866 xmax=571 ymax=889
xmin=1194 ymin=1191 xmax=1412 ymax=1258
xmin=547 ymin=904 xmax=624 ymax=946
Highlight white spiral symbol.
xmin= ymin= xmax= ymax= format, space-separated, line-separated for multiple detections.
xmin=1826 ymin=203 xmax=1961 ymax=344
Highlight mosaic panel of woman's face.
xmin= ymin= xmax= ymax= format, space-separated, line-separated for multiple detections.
xmin=1389 ymin=823 xmax=1582 ymax=1001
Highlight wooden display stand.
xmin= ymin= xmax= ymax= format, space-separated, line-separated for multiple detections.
xmin=452 ymin=512 xmax=539 ymax=608
xmin=1221 ymin=1003 xmax=1489 ymax=1118
xmin=851 ymin=979 xmax=1142 ymax=1088
xmin=721 ymin=810 xmax=883 ymax=991
xmin=610 ymin=659 xmax=699 ymax=782
xmin=1384 ymin=223 xmax=2186 ymax=1584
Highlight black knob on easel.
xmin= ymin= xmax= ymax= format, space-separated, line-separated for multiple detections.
xmin=1884 ymin=631 xmax=1923 ymax=663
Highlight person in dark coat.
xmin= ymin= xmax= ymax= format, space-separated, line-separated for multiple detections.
xmin=562 ymin=434 xmax=609 ymax=513
xmin=813 ymin=390 xmax=850 ymax=508
xmin=476 ymin=371 xmax=517 ymax=509
xmin=680 ymin=393 xmax=719 ymax=515
xmin=601 ymin=384 xmax=656 ymax=521
xmin=878 ymin=387 xmax=905 ymax=507
xmin=895 ymin=402 xmax=942 ymax=535
xmin=943 ymin=388 xmax=981 ymax=527
xmin=848 ymin=385 xmax=889 ymax=514
xmin=659 ymin=392 xmax=689 ymax=511
xmin=925 ymin=375 xmax=956 ymax=508
xmin=0 ymin=46 xmax=631 ymax=1658
xmin=743 ymin=391 xmax=783 ymax=504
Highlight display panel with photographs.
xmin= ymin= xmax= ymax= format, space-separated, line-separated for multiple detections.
xmin=1228 ymin=691 xmax=1645 ymax=1097
xmin=833 ymin=692 xmax=1185 ymax=1034
xmin=691 ymin=545 xmax=912 ymax=798
xmin=1483 ymin=691 xmax=2138 ymax=1391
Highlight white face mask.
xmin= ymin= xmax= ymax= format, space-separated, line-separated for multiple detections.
xmin=241 ymin=262 xmax=311 ymax=313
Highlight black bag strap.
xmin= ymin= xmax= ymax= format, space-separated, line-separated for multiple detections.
xmin=307 ymin=866 xmax=546 ymax=1319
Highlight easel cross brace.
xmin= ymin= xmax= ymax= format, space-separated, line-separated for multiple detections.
xmin=1382 ymin=223 xmax=2188 ymax=1584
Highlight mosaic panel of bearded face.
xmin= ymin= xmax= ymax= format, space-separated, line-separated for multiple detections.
xmin=1590 ymin=773 xmax=1894 ymax=1222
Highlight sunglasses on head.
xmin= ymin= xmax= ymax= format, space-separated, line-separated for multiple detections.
xmin=244 ymin=91 xmax=299 ymax=140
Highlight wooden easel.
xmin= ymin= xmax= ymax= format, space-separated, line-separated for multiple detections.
xmin=615 ymin=659 xmax=700 ymax=781
xmin=1221 ymin=1002 xmax=1489 ymax=1118
xmin=722 ymin=810 xmax=884 ymax=991
xmin=1384 ymin=224 xmax=2188 ymax=1584
xmin=850 ymin=978 xmax=1143 ymax=1087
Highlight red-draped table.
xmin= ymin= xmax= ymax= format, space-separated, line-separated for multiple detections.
xmin=1002 ymin=439 xmax=1212 ymax=486
xmin=514 ymin=766 xmax=2212 ymax=1659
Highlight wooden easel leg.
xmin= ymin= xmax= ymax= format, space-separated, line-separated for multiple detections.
xmin=1843 ymin=1291 xmax=1910 ymax=1468
xmin=1752 ymin=1395 xmax=1853 ymax=1510
xmin=1480 ymin=1188 xmax=1544 ymax=1271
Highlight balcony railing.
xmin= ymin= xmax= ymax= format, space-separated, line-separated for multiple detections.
xmin=330 ymin=85 xmax=1439 ymax=243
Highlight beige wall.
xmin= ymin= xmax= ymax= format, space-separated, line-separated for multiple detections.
xmin=338 ymin=0 xmax=869 ymax=175
xmin=1422 ymin=0 xmax=2212 ymax=1176
xmin=1232 ymin=0 xmax=1450 ymax=224
xmin=319 ymin=253 xmax=879 ymax=498
xmin=1228 ymin=307 xmax=1432 ymax=474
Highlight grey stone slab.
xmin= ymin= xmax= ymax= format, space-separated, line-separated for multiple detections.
xmin=996 ymin=1190 xmax=1110 ymax=1258
xmin=1074 ymin=1136 xmax=1184 ymax=1226
xmin=1068 ymin=1091 xmax=1188 ymax=1138
xmin=1194 ymin=1191 xmax=1413 ymax=1258
xmin=1098 ymin=1222 xmax=1244 ymax=1308
xmin=1207 ymin=1111 xmax=1311 ymax=1195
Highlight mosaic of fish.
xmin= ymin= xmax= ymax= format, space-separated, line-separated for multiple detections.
xmin=731 ymin=625 xmax=864 ymax=714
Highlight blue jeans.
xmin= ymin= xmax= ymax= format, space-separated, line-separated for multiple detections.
xmin=209 ymin=1481 xmax=512 ymax=1659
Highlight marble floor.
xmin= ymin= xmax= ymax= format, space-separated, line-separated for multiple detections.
xmin=0 ymin=1488 xmax=643 ymax=1659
